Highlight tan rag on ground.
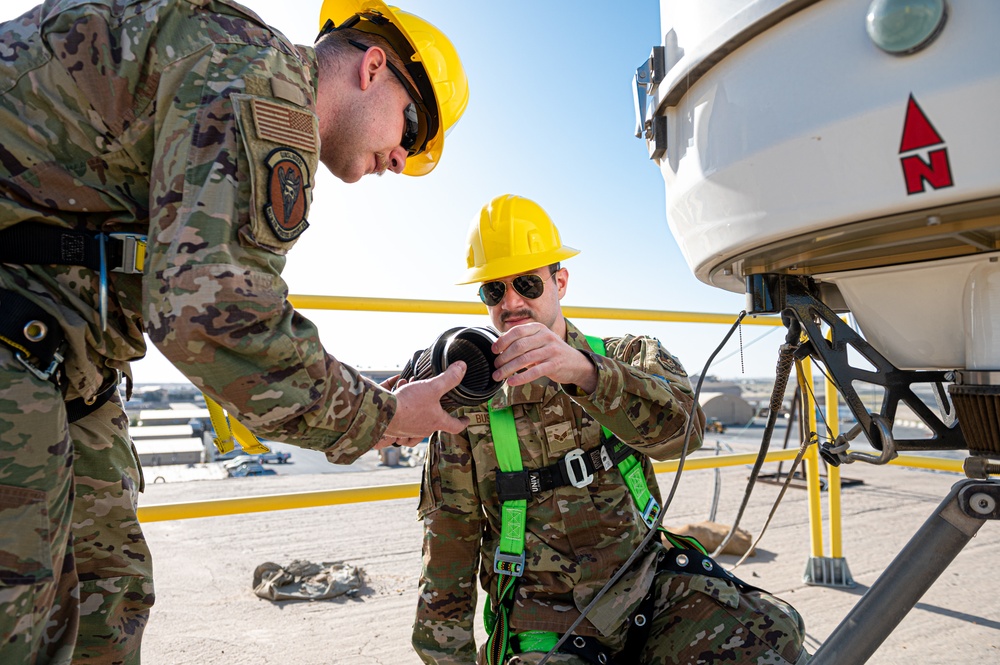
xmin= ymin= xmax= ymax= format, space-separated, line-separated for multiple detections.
xmin=667 ymin=520 xmax=757 ymax=557
xmin=252 ymin=560 xmax=365 ymax=601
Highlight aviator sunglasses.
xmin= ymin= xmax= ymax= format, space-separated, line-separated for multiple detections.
xmin=478 ymin=267 xmax=558 ymax=307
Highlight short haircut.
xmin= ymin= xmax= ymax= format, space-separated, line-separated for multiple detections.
xmin=315 ymin=27 xmax=418 ymax=93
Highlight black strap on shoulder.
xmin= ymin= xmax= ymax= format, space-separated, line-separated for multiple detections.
xmin=495 ymin=435 xmax=636 ymax=503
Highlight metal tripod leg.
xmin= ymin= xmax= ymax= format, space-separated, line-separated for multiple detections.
xmin=812 ymin=479 xmax=999 ymax=664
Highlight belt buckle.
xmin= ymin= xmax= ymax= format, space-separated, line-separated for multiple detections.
xmin=493 ymin=548 xmax=526 ymax=577
xmin=563 ymin=449 xmax=594 ymax=488
xmin=641 ymin=497 xmax=661 ymax=529
xmin=108 ymin=233 xmax=148 ymax=274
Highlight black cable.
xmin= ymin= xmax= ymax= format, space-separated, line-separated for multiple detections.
xmin=537 ymin=311 xmax=748 ymax=665
xmin=710 ymin=317 xmax=802 ymax=557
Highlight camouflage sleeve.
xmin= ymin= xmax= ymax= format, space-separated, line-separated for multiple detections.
xmin=143 ymin=40 xmax=393 ymax=461
xmin=570 ymin=335 xmax=705 ymax=461
xmin=413 ymin=431 xmax=482 ymax=664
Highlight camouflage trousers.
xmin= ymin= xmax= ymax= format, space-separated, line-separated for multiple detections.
xmin=502 ymin=550 xmax=808 ymax=665
xmin=0 ymin=347 xmax=154 ymax=665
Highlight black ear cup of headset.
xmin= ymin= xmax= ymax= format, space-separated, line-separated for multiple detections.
xmin=399 ymin=327 xmax=504 ymax=411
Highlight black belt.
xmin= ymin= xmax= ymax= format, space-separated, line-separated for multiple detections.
xmin=0 ymin=222 xmax=146 ymax=274
xmin=65 ymin=382 xmax=119 ymax=423
xmin=495 ymin=436 xmax=636 ymax=503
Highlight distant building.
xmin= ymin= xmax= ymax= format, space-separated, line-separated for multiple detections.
xmin=699 ymin=392 xmax=755 ymax=426
xmin=131 ymin=408 xmax=212 ymax=466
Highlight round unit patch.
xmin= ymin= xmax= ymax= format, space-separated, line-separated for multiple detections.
xmin=264 ymin=148 xmax=311 ymax=241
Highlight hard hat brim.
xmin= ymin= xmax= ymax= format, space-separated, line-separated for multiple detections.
xmin=456 ymin=246 xmax=581 ymax=285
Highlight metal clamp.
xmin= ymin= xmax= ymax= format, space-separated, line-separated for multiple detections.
xmin=563 ymin=449 xmax=594 ymax=488
xmin=493 ymin=548 xmax=525 ymax=577
xmin=16 ymin=347 xmax=64 ymax=382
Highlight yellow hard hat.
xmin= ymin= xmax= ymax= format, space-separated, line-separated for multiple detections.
xmin=319 ymin=1 xmax=469 ymax=176
xmin=458 ymin=194 xmax=581 ymax=285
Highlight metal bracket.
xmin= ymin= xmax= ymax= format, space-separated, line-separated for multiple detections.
xmin=750 ymin=275 xmax=967 ymax=456
xmin=803 ymin=556 xmax=855 ymax=588
xmin=632 ymin=46 xmax=666 ymax=159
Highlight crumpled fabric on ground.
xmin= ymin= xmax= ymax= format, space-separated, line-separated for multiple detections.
xmin=252 ymin=559 xmax=365 ymax=601
xmin=667 ymin=520 xmax=756 ymax=557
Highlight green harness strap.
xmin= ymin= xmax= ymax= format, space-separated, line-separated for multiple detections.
xmin=484 ymin=334 xmax=667 ymax=663
xmin=485 ymin=403 xmax=524 ymax=664
xmin=582 ymin=336 xmax=660 ymax=529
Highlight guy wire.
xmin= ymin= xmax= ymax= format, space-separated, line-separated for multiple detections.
xmin=729 ymin=358 xmax=816 ymax=569
xmin=710 ymin=319 xmax=801 ymax=558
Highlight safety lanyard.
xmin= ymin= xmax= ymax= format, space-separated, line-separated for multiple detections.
xmin=204 ymin=394 xmax=271 ymax=456
xmin=484 ymin=334 xmax=662 ymax=663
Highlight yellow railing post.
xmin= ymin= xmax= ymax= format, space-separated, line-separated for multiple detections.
xmin=826 ymin=373 xmax=843 ymax=559
xmin=800 ymin=357 xmax=825 ymax=559
xmin=801 ymin=331 xmax=855 ymax=587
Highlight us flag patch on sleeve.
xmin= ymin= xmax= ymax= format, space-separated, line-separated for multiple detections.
xmin=251 ymin=98 xmax=317 ymax=153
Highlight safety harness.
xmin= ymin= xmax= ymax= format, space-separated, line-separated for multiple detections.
xmin=483 ymin=335 xmax=757 ymax=664
xmin=0 ymin=223 xmax=268 ymax=453
xmin=484 ymin=335 xmax=667 ymax=665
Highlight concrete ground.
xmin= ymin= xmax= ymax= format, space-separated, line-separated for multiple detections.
xmin=138 ymin=450 xmax=1000 ymax=664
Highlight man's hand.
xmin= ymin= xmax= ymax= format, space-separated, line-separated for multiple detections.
xmin=492 ymin=323 xmax=598 ymax=392
xmin=377 ymin=361 xmax=470 ymax=447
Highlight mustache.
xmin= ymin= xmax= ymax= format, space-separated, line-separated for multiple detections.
xmin=500 ymin=309 xmax=534 ymax=324
xmin=375 ymin=152 xmax=388 ymax=176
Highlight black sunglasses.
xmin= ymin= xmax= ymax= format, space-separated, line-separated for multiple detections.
xmin=479 ymin=272 xmax=555 ymax=307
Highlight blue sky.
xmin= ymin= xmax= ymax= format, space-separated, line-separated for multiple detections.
xmin=4 ymin=1 xmax=783 ymax=383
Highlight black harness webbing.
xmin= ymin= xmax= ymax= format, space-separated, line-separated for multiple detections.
xmin=0 ymin=222 xmax=142 ymax=272
xmin=0 ymin=287 xmax=116 ymax=421
xmin=660 ymin=546 xmax=761 ymax=594
xmin=0 ymin=222 xmax=101 ymax=270
xmin=65 ymin=383 xmax=119 ymax=423
xmin=0 ymin=222 xmax=104 ymax=269
xmin=495 ymin=434 xmax=635 ymax=503
xmin=0 ymin=288 xmax=64 ymax=368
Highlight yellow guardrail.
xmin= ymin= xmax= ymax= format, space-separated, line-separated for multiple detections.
xmin=137 ymin=449 xmax=805 ymax=523
xmin=137 ymin=295 xmax=978 ymax=576
xmin=287 ymin=294 xmax=785 ymax=326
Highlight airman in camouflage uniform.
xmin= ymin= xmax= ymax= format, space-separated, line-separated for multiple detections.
xmin=413 ymin=195 xmax=808 ymax=664
xmin=0 ymin=0 xmax=469 ymax=662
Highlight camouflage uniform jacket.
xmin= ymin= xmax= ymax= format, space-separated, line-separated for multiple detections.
xmin=0 ymin=0 xmax=394 ymax=460
xmin=414 ymin=319 xmax=705 ymax=664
